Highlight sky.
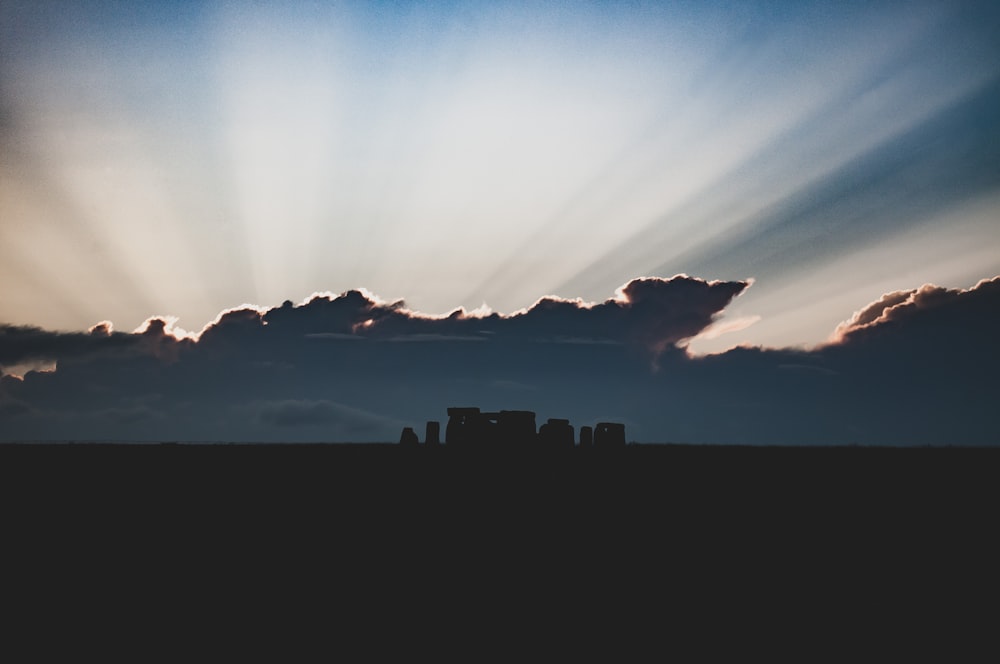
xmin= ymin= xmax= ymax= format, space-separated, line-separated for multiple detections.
xmin=1 ymin=1 xmax=998 ymax=444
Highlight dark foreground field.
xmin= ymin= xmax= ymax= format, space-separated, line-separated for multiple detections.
xmin=4 ymin=441 xmax=995 ymax=527
xmin=3 ymin=442 xmax=996 ymax=645
xmin=5 ymin=440 xmax=996 ymax=502
xmin=5 ymin=440 xmax=997 ymax=491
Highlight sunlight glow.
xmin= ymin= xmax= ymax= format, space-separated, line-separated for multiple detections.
xmin=1 ymin=2 xmax=998 ymax=351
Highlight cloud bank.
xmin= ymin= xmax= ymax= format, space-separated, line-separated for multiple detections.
xmin=829 ymin=277 xmax=1000 ymax=344
xmin=1 ymin=275 xmax=996 ymax=445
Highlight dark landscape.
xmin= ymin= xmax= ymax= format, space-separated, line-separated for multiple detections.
xmin=4 ymin=2 xmax=1000 ymax=645
xmin=6 ymin=437 xmax=995 ymax=510
xmin=4 ymin=435 xmax=996 ymax=646
xmin=5 ymin=404 xmax=996 ymax=504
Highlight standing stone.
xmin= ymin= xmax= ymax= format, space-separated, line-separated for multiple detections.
xmin=425 ymin=421 xmax=440 ymax=446
xmin=399 ymin=426 xmax=419 ymax=446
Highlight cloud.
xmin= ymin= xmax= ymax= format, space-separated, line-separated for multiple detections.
xmin=684 ymin=315 xmax=762 ymax=347
xmin=1 ymin=275 xmax=997 ymax=445
xmin=0 ymin=275 xmax=746 ymax=441
xmin=134 ymin=274 xmax=746 ymax=356
xmin=353 ymin=275 xmax=750 ymax=354
xmin=0 ymin=321 xmax=145 ymax=371
xmin=829 ymin=276 xmax=1000 ymax=345
xmin=16 ymin=276 xmax=728 ymax=399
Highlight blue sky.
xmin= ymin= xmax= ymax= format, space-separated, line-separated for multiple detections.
xmin=1 ymin=2 xmax=999 ymax=442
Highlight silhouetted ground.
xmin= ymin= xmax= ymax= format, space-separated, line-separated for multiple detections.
xmin=3 ymin=441 xmax=995 ymax=646
xmin=4 ymin=440 xmax=995 ymax=498
xmin=4 ymin=441 xmax=994 ymax=526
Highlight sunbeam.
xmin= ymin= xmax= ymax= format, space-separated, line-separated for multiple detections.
xmin=1 ymin=0 xmax=998 ymax=352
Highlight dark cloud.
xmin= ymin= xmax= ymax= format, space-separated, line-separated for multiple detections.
xmin=346 ymin=275 xmax=750 ymax=355
xmin=0 ymin=275 xmax=997 ymax=445
xmin=678 ymin=277 xmax=1000 ymax=445
xmin=0 ymin=321 xmax=143 ymax=369
xmin=0 ymin=276 xmax=748 ymax=374
xmin=829 ymin=277 xmax=1000 ymax=344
